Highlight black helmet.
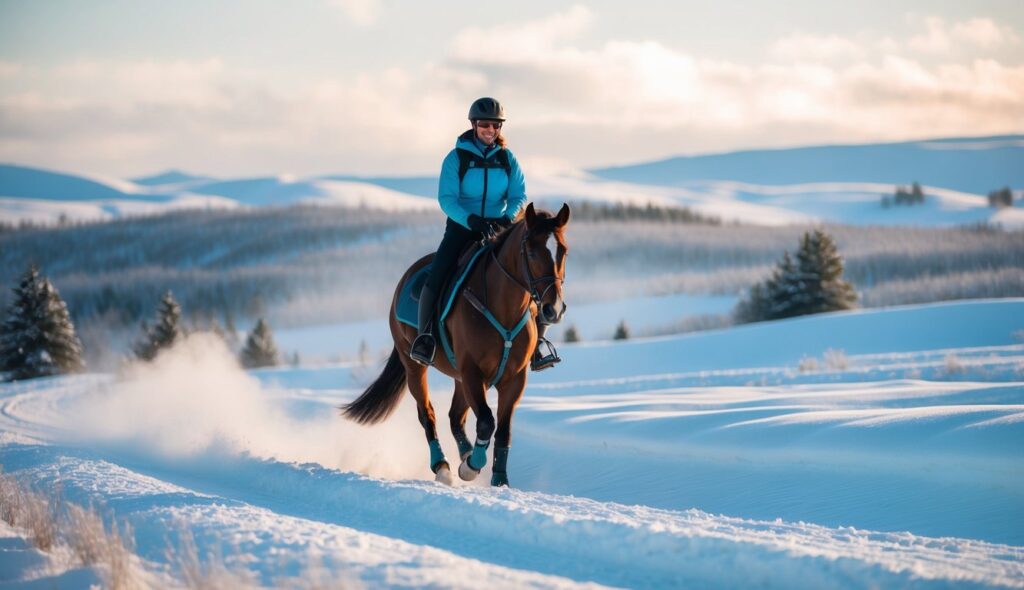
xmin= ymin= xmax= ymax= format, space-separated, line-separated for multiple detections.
xmin=468 ymin=97 xmax=505 ymax=121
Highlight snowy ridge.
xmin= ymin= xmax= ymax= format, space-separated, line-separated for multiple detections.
xmin=4 ymin=132 xmax=1023 ymax=227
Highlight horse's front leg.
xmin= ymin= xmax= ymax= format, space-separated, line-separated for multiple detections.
xmin=449 ymin=381 xmax=473 ymax=461
xmin=457 ymin=367 xmax=495 ymax=482
xmin=492 ymin=369 xmax=527 ymax=487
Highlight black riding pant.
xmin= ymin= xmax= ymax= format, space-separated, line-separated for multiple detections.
xmin=425 ymin=218 xmax=481 ymax=293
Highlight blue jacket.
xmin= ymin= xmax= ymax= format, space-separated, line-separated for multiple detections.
xmin=437 ymin=131 xmax=528 ymax=229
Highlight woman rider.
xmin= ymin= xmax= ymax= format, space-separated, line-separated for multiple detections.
xmin=410 ymin=97 xmax=560 ymax=372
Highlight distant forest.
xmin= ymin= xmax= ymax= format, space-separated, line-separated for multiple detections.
xmin=2 ymin=202 xmax=1023 ymax=360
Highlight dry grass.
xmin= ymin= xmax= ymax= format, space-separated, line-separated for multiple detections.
xmin=798 ymin=356 xmax=820 ymax=373
xmin=0 ymin=470 xmax=56 ymax=551
xmin=168 ymin=525 xmax=259 ymax=590
xmin=823 ymin=349 xmax=849 ymax=371
xmin=944 ymin=354 xmax=966 ymax=375
xmin=65 ymin=502 xmax=141 ymax=589
xmin=0 ymin=470 xmax=145 ymax=588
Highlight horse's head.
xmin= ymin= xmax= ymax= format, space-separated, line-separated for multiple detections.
xmin=522 ymin=202 xmax=570 ymax=325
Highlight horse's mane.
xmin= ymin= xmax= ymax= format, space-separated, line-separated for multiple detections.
xmin=492 ymin=209 xmax=558 ymax=252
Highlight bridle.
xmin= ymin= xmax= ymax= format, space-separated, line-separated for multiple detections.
xmin=489 ymin=224 xmax=563 ymax=309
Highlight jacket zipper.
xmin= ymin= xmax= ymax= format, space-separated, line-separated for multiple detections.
xmin=481 ymin=152 xmax=489 ymax=218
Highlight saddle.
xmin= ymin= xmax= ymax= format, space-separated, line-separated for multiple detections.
xmin=396 ymin=242 xmax=489 ymax=337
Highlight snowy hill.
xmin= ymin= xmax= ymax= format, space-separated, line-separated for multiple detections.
xmin=130 ymin=169 xmax=215 ymax=187
xmin=591 ymin=135 xmax=1024 ymax=195
xmin=3 ymin=134 xmax=1022 ymax=227
xmin=1 ymin=299 xmax=1022 ymax=587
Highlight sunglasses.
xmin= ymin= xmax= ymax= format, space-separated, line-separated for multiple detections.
xmin=475 ymin=120 xmax=503 ymax=130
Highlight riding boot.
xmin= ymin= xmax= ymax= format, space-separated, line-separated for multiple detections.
xmin=410 ymin=283 xmax=438 ymax=366
xmin=531 ymin=322 xmax=561 ymax=371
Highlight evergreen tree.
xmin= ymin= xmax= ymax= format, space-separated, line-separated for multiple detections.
xmin=0 ymin=265 xmax=84 ymax=380
xmin=734 ymin=230 xmax=856 ymax=323
xmin=563 ymin=324 xmax=580 ymax=343
xmin=911 ymin=182 xmax=925 ymax=204
xmin=988 ymin=187 xmax=1013 ymax=208
xmin=240 ymin=318 xmax=279 ymax=368
xmin=613 ymin=320 xmax=630 ymax=340
xmin=733 ymin=282 xmax=770 ymax=324
xmin=134 ymin=291 xmax=182 ymax=361
xmin=793 ymin=229 xmax=857 ymax=315
xmin=766 ymin=251 xmax=803 ymax=320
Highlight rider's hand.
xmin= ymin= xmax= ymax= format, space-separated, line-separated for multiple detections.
xmin=467 ymin=215 xmax=499 ymax=239
xmin=493 ymin=216 xmax=513 ymax=228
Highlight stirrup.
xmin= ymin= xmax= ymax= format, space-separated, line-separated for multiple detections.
xmin=410 ymin=333 xmax=436 ymax=366
xmin=531 ymin=338 xmax=561 ymax=372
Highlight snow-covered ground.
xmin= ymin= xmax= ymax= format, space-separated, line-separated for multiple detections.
xmin=2 ymin=298 xmax=1023 ymax=588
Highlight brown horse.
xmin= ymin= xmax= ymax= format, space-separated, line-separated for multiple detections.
xmin=342 ymin=203 xmax=570 ymax=486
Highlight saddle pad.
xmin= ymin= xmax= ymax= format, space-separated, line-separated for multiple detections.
xmin=395 ymin=264 xmax=430 ymax=328
xmin=395 ymin=244 xmax=491 ymax=330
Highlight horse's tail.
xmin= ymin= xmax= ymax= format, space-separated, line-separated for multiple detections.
xmin=341 ymin=347 xmax=407 ymax=425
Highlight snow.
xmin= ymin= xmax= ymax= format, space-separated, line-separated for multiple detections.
xmin=4 ymin=133 xmax=1022 ymax=228
xmin=2 ymin=299 xmax=1023 ymax=587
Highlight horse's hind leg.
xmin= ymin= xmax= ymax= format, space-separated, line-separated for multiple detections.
xmin=449 ymin=381 xmax=473 ymax=461
xmin=401 ymin=356 xmax=453 ymax=485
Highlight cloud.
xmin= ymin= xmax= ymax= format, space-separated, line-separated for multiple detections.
xmin=450 ymin=4 xmax=594 ymax=63
xmin=328 ymin=0 xmax=381 ymax=27
xmin=908 ymin=16 xmax=1020 ymax=54
xmin=770 ymin=34 xmax=868 ymax=62
xmin=0 ymin=9 xmax=1022 ymax=176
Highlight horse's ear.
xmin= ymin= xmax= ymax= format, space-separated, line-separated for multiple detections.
xmin=525 ymin=202 xmax=537 ymax=228
xmin=556 ymin=203 xmax=570 ymax=227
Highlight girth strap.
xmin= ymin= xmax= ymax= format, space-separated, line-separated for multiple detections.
xmin=462 ymin=288 xmax=532 ymax=388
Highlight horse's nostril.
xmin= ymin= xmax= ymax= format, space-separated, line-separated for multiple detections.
xmin=542 ymin=303 xmax=557 ymax=322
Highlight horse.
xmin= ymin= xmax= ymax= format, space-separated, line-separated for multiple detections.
xmin=341 ymin=202 xmax=569 ymax=487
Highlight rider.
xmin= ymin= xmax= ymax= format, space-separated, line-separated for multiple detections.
xmin=410 ymin=97 xmax=560 ymax=372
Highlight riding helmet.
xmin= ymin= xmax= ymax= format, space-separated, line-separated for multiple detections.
xmin=468 ymin=97 xmax=506 ymax=121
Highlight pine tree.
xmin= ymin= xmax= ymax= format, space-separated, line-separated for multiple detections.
xmin=766 ymin=251 xmax=803 ymax=320
xmin=0 ymin=265 xmax=84 ymax=380
xmin=240 ymin=318 xmax=279 ymax=368
xmin=613 ymin=320 xmax=630 ymax=340
xmin=734 ymin=230 xmax=856 ymax=323
xmin=134 ymin=291 xmax=182 ymax=361
xmin=911 ymin=182 xmax=925 ymax=205
xmin=563 ymin=324 xmax=580 ymax=343
xmin=793 ymin=229 xmax=857 ymax=315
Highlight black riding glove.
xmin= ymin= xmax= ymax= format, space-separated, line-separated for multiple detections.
xmin=467 ymin=215 xmax=499 ymax=239
xmin=493 ymin=216 xmax=514 ymax=228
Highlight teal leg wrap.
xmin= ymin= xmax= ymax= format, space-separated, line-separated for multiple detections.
xmin=454 ymin=432 xmax=473 ymax=460
xmin=428 ymin=439 xmax=447 ymax=472
xmin=491 ymin=446 xmax=510 ymax=487
xmin=468 ymin=440 xmax=489 ymax=471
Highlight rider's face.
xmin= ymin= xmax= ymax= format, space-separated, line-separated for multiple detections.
xmin=474 ymin=120 xmax=501 ymax=146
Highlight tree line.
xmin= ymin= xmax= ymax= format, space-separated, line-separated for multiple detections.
xmin=0 ymin=266 xmax=282 ymax=381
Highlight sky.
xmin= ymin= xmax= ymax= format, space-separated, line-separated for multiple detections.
xmin=1 ymin=0 xmax=1023 ymax=179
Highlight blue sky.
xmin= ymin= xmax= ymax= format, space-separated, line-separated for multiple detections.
xmin=1 ymin=0 xmax=1022 ymax=177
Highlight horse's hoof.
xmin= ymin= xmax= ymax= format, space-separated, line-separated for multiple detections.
xmin=458 ymin=457 xmax=480 ymax=481
xmin=435 ymin=464 xmax=454 ymax=486
xmin=491 ymin=471 xmax=509 ymax=487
